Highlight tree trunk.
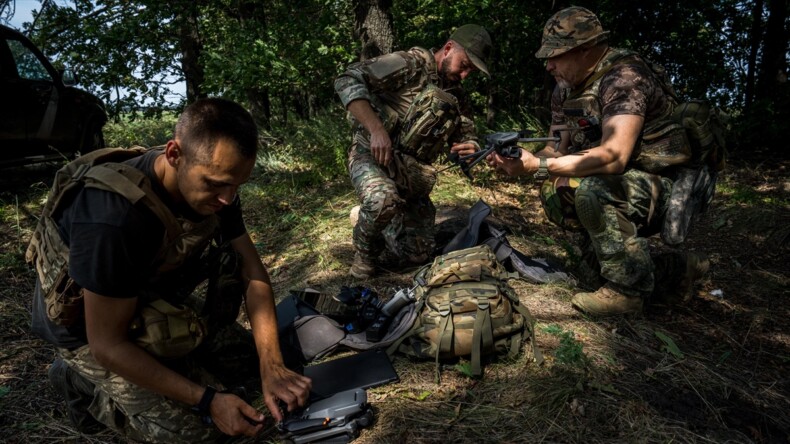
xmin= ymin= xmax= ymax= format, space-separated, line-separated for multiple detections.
xmin=486 ymin=83 xmax=496 ymax=128
xmin=246 ymin=88 xmax=272 ymax=130
xmin=353 ymin=0 xmax=394 ymax=60
xmin=744 ymin=0 xmax=764 ymax=111
xmin=755 ymin=0 xmax=788 ymax=101
xmin=177 ymin=5 xmax=205 ymax=103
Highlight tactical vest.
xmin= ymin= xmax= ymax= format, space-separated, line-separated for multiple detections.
xmin=26 ymin=147 xmax=219 ymax=327
xmin=560 ymin=48 xmax=692 ymax=173
xmin=397 ymin=83 xmax=461 ymax=164
xmin=352 ymin=47 xmax=462 ymax=164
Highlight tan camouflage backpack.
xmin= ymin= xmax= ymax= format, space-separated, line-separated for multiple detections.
xmin=390 ymin=245 xmax=542 ymax=380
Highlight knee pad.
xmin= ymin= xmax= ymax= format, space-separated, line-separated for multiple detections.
xmin=360 ymin=188 xmax=402 ymax=227
xmin=575 ymin=188 xmax=606 ymax=234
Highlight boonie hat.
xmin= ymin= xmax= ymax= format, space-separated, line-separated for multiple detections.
xmin=450 ymin=24 xmax=492 ymax=77
xmin=535 ymin=6 xmax=609 ymax=59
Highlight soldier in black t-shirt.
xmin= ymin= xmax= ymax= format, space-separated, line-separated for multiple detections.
xmin=32 ymin=98 xmax=311 ymax=442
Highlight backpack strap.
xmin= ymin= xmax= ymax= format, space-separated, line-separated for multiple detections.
xmin=386 ymin=299 xmax=426 ymax=357
xmin=502 ymin=290 xmax=544 ymax=365
xmin=471 ymin=295 xmax=493 ymax=377
xmin=435 ymin=300 xmax=454 ymax=383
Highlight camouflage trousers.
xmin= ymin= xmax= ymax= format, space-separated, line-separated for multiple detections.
xmin=348 ymin=133 xmax=438 ymax=265
xmin=58 ymin=322 xmax=261 ymax=443
xmin=540 ymin=169 xmax=673 ymax=295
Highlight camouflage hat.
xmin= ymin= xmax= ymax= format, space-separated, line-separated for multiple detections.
xmin=450 ymin=24 xmax=492 ymax=77
xmin=535 ymin=7 xmax=610 ymax=59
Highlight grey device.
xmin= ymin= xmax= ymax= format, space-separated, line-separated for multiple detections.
xmin=279 ymin=388 xmax=373 ymax=444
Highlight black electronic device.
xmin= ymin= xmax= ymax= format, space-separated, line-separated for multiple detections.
xmin=304 ymin=350 xmax=399 ymax=401
xmin=278 ymin=388 xmax=373 ymax=444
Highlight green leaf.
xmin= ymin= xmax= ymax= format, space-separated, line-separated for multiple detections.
xmin=454 ymin=362 xmax=474 ymax=378
xmin=655 ymin=331 xmax=684 ymax=359
xmin=0 ymin=386 xmax=10 ymax=399
xmin=411 ymin=390 xmax=432 ymax=401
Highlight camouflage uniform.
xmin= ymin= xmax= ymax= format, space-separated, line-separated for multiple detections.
xmin=536 ymin=8 xmax=678 ymax=298
xmin=58 ymin=323 xmax=260 ymax=443
xmin=335 ymin=47 xmax=479 ymax=266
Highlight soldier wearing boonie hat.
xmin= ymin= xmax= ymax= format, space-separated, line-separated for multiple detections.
xmin=335 ymin=25 xmax=493 ymax=279
xmin=535 ymin=6 xmax=610 ymax=59
xmin=487 ymin=7 xmax=709 ymax=317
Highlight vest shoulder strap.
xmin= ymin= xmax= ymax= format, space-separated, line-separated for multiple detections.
xmin=83 ymin=163 xmax=183 ymax=242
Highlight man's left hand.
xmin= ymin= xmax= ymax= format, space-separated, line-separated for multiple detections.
xmin=261 ymin=365 xmax=312 ymax=422
xmin=450 ymin=142 xmax=478 ymax=160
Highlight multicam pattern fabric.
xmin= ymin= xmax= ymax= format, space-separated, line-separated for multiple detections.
xmin=336 ymin=47 xmax=479 ymax=266
xmin=59 ymin=323 xmax=260 ymax=443
xmin=540 ymin=169 xmax=672 ymax=295
xmin=348 ymin=137 xmax=438 ymax=264
xmin=535 ymin=6 xmax=610 ymax=59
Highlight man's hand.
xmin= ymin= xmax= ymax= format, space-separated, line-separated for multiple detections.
xmin=209 ymin=392 xmax=266 ymax=437
xmin=346 ymin=99 xmax=393 ymax=165
xmin=261 ymin=365 xmax=312 ymax=422
xmin=449 ymin=141 xmax=478 ymax=159
xmin=487 ymin=148 xmax=539 ymax=176
xmin=370 ymin=127 xmax=393 ymax=165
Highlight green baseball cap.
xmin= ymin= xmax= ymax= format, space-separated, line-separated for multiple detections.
xmin=450 ymin=24 xmax=492 ymax=77
xmin=535 ymin=7 xmax=609 ymax=59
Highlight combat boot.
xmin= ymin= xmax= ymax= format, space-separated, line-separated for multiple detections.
xmin=571 ymin=283 xmax=644 ymax=316
xmin=349 ymin=252 xmax=375 ymax=279
xmin=48 ymin=358 xmax=104 ymax=434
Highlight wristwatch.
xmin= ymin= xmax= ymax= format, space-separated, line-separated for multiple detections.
xmin=192 ymin=386 xmax=217 ymax=425
xmin=533 ymin=157 xmax=549 ymax=180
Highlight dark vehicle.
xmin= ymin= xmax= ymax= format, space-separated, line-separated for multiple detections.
xmin=0 ymin=24 xmax=107 ymax=167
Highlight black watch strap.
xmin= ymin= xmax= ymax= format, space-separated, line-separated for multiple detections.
xmin=193 ymin=386 xmax=217 ymax=425
xmin=533 ymin=157 xmax=549 ymax=180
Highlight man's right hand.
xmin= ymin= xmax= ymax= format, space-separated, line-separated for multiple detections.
xmin=369 ymin=128 xmax=393 ymax=165
xmin=210 ymin=392 xmax=265 ymax=437
xmin=345 ymin=100 xmax=393 ymax=166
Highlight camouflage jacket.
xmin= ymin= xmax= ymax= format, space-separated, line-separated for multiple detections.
xmin=334 ymin=47 xmax=479 ymax=160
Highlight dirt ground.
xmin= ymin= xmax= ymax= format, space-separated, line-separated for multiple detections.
xmin=0 ymin=152 xmax=788 ymax=444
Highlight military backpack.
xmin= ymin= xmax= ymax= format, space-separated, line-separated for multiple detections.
xmin=390 ymin=244 xmax=542 ymax=380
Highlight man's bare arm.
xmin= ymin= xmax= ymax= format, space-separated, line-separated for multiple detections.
xmin=490 ymin=115 xmax=643 ymax=177
xmin=83 ymin=291 xmax=265 ymax=436
xmin=230 ymin=233 xmax=312 ymax=422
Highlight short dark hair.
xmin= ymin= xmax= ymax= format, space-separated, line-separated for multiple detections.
xmin=175 ymin=98 xmax=258 ymax=164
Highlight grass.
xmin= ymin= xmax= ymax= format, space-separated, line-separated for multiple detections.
xmin=0 ymin=112 xmax=788 ymax=443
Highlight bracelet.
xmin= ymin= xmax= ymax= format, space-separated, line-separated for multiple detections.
xmin=192 ymin=386 xmax=216 ymax=425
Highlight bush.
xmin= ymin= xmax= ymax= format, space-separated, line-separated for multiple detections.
xmin=104 ymin=113 xmax=179 ymax=148
xmin=265 ymin=107 xmax=351 ymax=180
